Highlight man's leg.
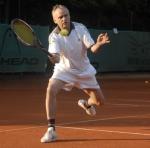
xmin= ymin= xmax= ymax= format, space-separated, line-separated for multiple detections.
xmin=83 ymin=88 xmax=105 ymax=106
xmin=46 ymin=79 xmax=66 ymax=120
xmin=41 ymin=78 xmax=66 ymax=143
xmin=78 ymin=88 xmax=105 ymax=116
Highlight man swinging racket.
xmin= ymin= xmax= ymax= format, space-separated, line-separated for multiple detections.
xmin=41 ymin=4 xmax=110 ymax=143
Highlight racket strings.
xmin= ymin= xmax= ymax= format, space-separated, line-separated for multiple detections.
xmin=13 ymin=21 xmax=35 ymax=46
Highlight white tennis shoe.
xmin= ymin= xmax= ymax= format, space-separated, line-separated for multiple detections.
xmin=78 ymin=99 xmax=96 ymax=116
xmin=40 ymin=127 xmax=57 ymax=143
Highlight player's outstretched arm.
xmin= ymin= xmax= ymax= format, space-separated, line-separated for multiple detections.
xmin=91 ymin=33 xmax=110 ymax=53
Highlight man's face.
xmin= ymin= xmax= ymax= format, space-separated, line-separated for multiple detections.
xmin=52 ymin=7 xmax=70 ymax=30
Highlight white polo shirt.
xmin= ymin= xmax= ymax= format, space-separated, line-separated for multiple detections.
xmin=48 ymin=22 xmax=96 ymax=77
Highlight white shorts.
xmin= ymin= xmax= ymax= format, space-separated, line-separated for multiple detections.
xmin=51 ymin=68 xmax=100 ymax=91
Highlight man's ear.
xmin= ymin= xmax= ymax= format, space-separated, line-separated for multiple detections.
xmin=53 ymin=19 xmax=57 ymax=24
xmin=53 ymin=16 xmax=57 ymax=24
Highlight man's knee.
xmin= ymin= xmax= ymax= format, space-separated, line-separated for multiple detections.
xmin=47 ymin=79 xmax=65 ymax=95
xmin=47 ymin=81 xmax=58 ymax=95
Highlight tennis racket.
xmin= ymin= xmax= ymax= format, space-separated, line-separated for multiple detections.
xmin=11 ymin=18 xmax=52 ymax=57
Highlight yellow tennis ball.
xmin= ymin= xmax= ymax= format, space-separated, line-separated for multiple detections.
xmin=60 ymin=29 xmax=69 ymax=36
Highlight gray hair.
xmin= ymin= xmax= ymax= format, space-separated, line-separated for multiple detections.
xmin=52 ymin=4 xmax=69 ymax=16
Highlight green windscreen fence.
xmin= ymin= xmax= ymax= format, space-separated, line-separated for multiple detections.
xmin=89 ymin=29 xmax=150 ymax=73
xmin=0 ymin=23 xmax=150 ymax=73
xmin=0 ymin=24 xmax=49 ymax=73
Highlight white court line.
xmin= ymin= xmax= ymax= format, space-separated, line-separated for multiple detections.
xmin=1 ymin=124 xmax=149 ymax=137
xmin=106 ymin=102 xmax=150 ymax=107
xmin=0 ymin=114 xmax=150 ymax=137
xmin=125 ymin=91 xmax=150 ymax=94
xmin=113 ymin=99 xmax=150 ymax=103
xmin=58 ymin=114 xmax=150 ymax=126
xmin=108 ymin=99 xmax=150 ymax=106
xmin=0 ymin=124 xmax=150 ymax=137
xmin=106 ymin=103 xmax=141 ymax=107
xmin=57 ymin=126 xmax=150 ymax=136
xmin=0 ymin=125 xmax=45 ymax=133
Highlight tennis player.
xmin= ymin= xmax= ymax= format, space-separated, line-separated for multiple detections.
xmin=41 ymin=4 xmax=110 ymax=143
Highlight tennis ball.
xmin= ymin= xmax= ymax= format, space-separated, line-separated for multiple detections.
xmin=60 ymin=29 xmax=69 ymax=36
xmin=113 ymin=28 xmax=118 ymax=34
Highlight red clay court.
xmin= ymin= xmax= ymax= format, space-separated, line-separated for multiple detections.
xmin=0 ymin=73 xmax=150 ymax=148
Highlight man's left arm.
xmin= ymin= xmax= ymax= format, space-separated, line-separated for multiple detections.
xmin=91 ymin=33 xmax=110 ymax=53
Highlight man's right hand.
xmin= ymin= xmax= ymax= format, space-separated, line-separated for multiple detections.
xmin=48 ymin=53 xmax=60 ymax=64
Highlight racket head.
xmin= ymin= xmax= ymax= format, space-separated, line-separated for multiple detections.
xmin=11 ymin=18 xmax=39 ymax=47
xmin=11 ymin=18 xmax=52 ymax=57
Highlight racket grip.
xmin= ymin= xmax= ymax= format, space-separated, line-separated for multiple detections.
xmin=42 ymin=48 xmax=53 ymax=57
xmin=48 ymin=52 xmax=53 ymax=57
